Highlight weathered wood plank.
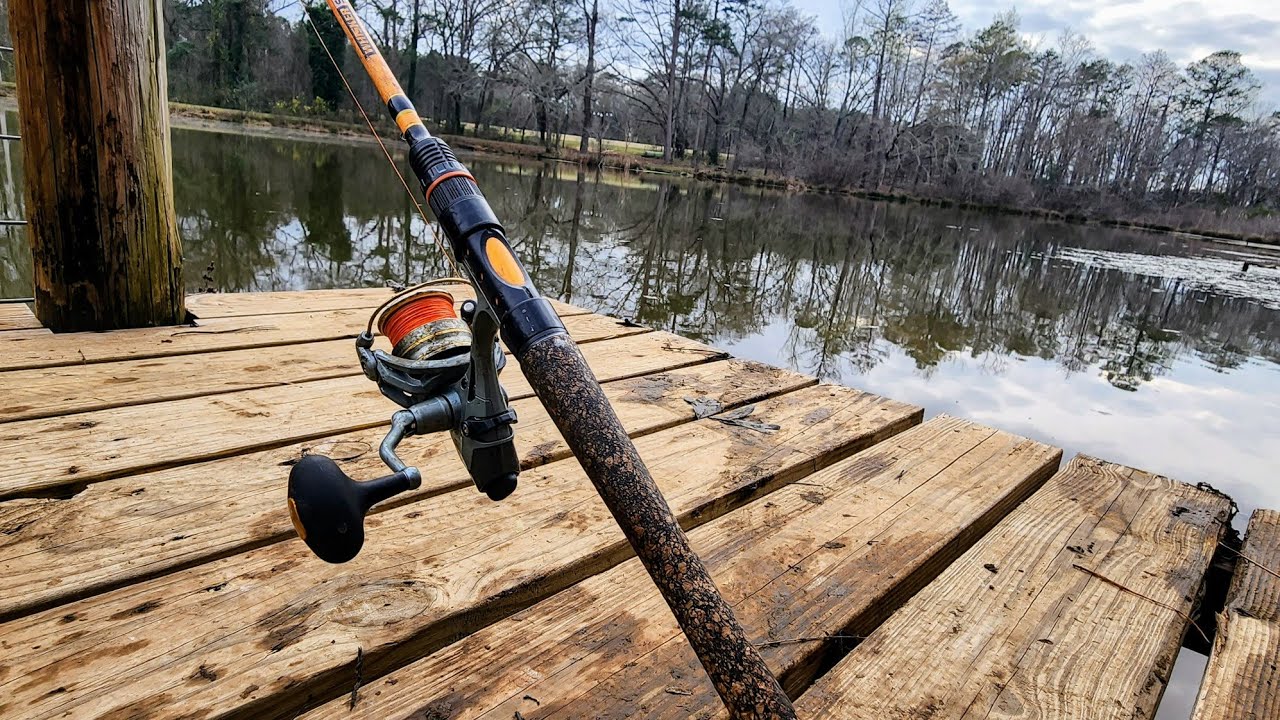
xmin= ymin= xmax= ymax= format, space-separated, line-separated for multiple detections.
xmin=0 ymin=383 xmax=920 ymax=720
xmin=195 ymin=286 xmax=586 ymax=321
xmin=297 ymin=416 xmax=1060 ymax=720
xmin=0 ymin=312 xmax=654 ymax=423
xmin=0 ymin=328 xmax=697 ymax=499
xmin=0 ymin=296 xmax=592 ymax=372
xmin=0 ymin=328 xmax=55 ymax=343
xmin=0 ymin=356 xmax=815 ymax=620
xmin=0 ymin=303 xmax=43 ymax=332
xmin=184 ymin=287 xmax=460 ymax=319
xmin=796 ymin=455 xmax=1233 ymax=720
xmin=1190 ymin=509 xmax=1280 ymax=720
xmin=0 ymin=308 xmax=398 ymax=371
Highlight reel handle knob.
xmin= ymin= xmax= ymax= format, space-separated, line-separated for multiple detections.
xmin=287 ymin=454 xmax=420 ymax=563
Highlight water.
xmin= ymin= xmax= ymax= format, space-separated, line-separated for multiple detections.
xmin=2 ymin=123 xmax=1277 ymax=716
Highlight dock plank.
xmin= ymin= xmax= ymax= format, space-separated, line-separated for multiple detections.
xmin=0 ymin=328 xmax=704 ymax=498
xmin=298 ymin=416 xmax=1060 ymax=720
xmin=185 ymin=287 xmax=459 ymax=319
xmin=1191 ymin=509 xmax=1280 ymax=720
xmin=186 ymin=286 xmax=588 ymax=320
xmin=0 ymin=383 xmax=920 ymax=720
xmin=796 ymin=455 xmax=1233 ymax=719
xmin=0 ymin=312 xmax=661 ymax=423
xmin=0 ymin=302 xmax=43 ymax=332
xmin=0 ymin=298 xmax=593 ymax=372
xmin=0 ymin=357 xmax=823 ymax=620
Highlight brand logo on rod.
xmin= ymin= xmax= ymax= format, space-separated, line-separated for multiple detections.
xmin=336 ymin=2 xmax=377 ymax=58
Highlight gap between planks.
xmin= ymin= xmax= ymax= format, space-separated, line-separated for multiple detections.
xmin=11 ymin=287 xmax=465 ymax=330
xmin=0 ymin=311 xmax=652 ymax=424
xmin=184 ymin=288 xmax=453 ymax=320
xmin=0 ymin=302 xmax=44 ymax=332
xmin=0 ymin=320 xmax=667 ymax=500
xmin=0 ymin=382 xmax=921 ymax=720
xmin=0 ymin=290 xmax=589 ymax=372
xmin=1190 ymin=508 xmax=1280 ymax=720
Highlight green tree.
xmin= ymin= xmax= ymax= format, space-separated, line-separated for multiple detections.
xmin=1177 ymin=51 xmax=1260 ymax=197
xmin=306 ymin=2 xmax=346 ymax=110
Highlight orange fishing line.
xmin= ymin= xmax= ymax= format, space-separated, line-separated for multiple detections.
xmin=379 ymin=293 xmax=456 ymax=347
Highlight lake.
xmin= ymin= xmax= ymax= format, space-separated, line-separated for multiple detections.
xmin=1 ymin=122 xmax=1277 ymax=717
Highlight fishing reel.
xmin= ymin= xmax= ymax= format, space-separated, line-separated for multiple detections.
xmin=286 ymin=282 xmax=519 ymax=563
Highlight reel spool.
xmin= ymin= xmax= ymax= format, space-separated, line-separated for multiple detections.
xmin=377 ymin=290 xmax=471 ymax=361
xmin=351 ymin=285 xmax=490 ymax=409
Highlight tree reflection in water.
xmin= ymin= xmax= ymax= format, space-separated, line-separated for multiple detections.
xmin=163 ymin=128 xmax=1278 ymax=397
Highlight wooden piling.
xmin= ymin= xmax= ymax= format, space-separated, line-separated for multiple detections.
xmin=6 ymin=0 xmax=184 ymax=331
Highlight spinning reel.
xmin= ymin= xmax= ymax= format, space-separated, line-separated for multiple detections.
xmin=286 ymin=281 xmax=519 ymax=563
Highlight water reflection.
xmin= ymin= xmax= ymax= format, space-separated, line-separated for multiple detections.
xmin=1 ymin=127 xmax=1277 ymax=519
xmin=494 ymin=158 xmax=1276 ymax=395
xmin=173 ymin=128 xmax=457 ymax=290
xmin=0 ymin=110 xmax=28 ymax=296
xmin=174 ymin=131 xmax=1277 ymax=381
xmin=165 ymin=129 xmax=1280 ymax=517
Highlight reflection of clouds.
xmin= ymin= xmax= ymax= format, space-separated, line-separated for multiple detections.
xmin=724 ymin=302 xmax=1277 ymax=531
xmin=854 ymin=343 xmax=1279 ymax=528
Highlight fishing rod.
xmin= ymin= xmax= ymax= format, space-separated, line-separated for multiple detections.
xmin=283 ymin=2 xmax=795 ymax=717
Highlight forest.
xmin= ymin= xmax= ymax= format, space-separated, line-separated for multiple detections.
xmin=6 ymin=0 xmax=1280 ymax=236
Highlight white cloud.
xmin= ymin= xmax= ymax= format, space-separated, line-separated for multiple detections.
xmin=788 ymin=0 xmax=1280 ymax=107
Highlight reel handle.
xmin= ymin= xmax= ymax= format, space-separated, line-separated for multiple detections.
xmin=287 ymin=454 xmax=421 ymax=563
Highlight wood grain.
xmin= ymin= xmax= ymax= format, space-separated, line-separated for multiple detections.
xmin=185 ymin=287 xmax=587 ymax=321
xmin=0 ymin=303 xmax=43 ymax=332
xmin=0 ymin=296 xmax=592 ymax=371
xmin=0 ymin=312 xmax=647 ymax=424
xmin=0 ymin=328 xmax=708 ymax=498
xmin=1191 ymin=509 xmax=1280 ymax=720
xmin=297 ymin=415 xmax=1060 ymax=720
xmin=0 ymin=357 xmax=815 ymax=620
xmin=184 ymin=287 xmax=458 ymax=319
xmin=796 ymin=455 xmax=1233 ymax=720
xmin=0 ymin=383 xmax=919 ymax=720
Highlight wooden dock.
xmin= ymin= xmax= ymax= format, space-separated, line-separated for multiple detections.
xmin=0 ymin=288 xmax=1271 ymax=720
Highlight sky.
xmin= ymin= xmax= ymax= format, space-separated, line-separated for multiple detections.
xmin=788 ymin=0 xmax=1280 ymax=109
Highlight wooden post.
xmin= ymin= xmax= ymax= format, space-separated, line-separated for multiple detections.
xmin=7 ymin=0 xmax=184 ymax=331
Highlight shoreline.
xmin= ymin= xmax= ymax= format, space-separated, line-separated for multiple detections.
xmin=3 ymin=93 xmax=1276 ymax=248
xmin=168 ymin=103 xmax=1279 ymax=248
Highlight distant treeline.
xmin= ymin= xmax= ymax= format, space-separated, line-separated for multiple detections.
xmin=5 ymin=0 xmax=1279 ymax=235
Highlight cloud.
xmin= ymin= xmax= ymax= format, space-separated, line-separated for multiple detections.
xmin=788 ymin=0 xmax=1280 ymax=108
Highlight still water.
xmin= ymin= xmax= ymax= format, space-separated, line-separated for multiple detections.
xmin=2 ymin=122 xmax=1278 ymax=717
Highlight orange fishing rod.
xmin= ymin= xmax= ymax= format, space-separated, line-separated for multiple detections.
xmin=288 ymin=3 xmax=797 ymax=717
